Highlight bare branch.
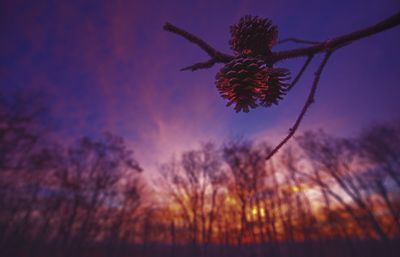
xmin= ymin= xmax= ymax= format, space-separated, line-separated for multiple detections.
xmin=165 ymin=11 xmax=400 ymax=70
xmin=163 ymin=22 xmax=233 ymax=62
xmin=287 ymin=55 xmax=314 ymax=91
xmin=163 ymin=12 xmax=400 ymax=159
xmin=278 ymin=38 xmax=320 ymax=45
xmin=273 ymin=11 xmax=400 ymax=62
xmin=181 ymin=59 xmax=218 ymax=71
xmin=266 ymin=51 xmax=332 ymax=160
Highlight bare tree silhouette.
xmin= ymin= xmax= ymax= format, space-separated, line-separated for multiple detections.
xmin=0 ymin=91 xmax=146 ymax=257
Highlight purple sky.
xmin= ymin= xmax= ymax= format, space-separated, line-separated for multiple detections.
xmin=1 ymin=0 xmax=400 ymax=174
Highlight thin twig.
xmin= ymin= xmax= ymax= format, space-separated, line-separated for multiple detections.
xmin=287 ymin=55 xmax=314 ymax=91
xmin=163 ymin=22 xmax=233 ymax=62
xmin=266 ymin=51 xmax=332 ymax=160
xmin=181 ymin=59 xmax=218 ymax=71
xmin=163 ymin=12 xmax=400 ymax=160
xmin=165 ymin=11 xmax=400 ymax=66
xmin=278 ymin=38 xmax=320 ymax=45
xmin=273 ymin=11 xmax=400 ymax=61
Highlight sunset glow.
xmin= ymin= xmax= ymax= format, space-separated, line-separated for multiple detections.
xmin=1 ymin=1 xmax=400 ymax=257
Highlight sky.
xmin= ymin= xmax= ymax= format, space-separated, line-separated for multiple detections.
xmin=1 ymin=0 xmax=400 ymax=175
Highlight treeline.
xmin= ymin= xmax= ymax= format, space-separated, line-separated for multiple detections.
xmin=0 ymin=93 xmax=144 ymax=257
xmin=153 ymin=122 xmax=400 ymax=257
xmin=0 ymin=91 xmax=399 ymax=257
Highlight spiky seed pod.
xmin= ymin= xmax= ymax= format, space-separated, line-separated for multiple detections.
xmin=229 ymin=15 xmax=278 ymax=56
xmin=215 ymin=56 xmax=269 ymax=113
xmin=259 ymin=68 xmax=290 ymax=107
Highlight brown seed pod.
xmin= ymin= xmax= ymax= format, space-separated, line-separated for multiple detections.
xmin=259 ymin=68 xmax=290 ymax=107
xmin=216 ymin=57 xmax=289 ymax=112
xmin=229 ymin=15 xmax=278 ymax=56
